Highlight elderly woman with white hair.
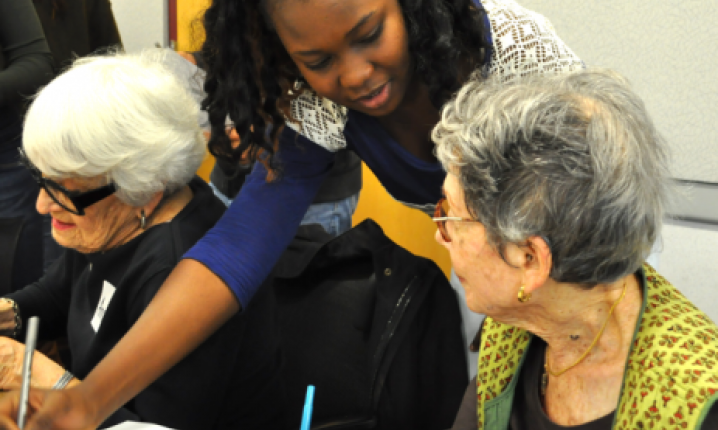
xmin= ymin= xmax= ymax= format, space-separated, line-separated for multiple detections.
xmin=435 ymin=69 xmax=718 ymax=429
xmin=0 ymin=52 xmax=286 ymax=429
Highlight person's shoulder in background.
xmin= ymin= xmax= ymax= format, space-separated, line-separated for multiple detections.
xmin=0 ymin=0 xmax=53 ymax=108
xmin=32 ymin=0 xmax=122 ymax=70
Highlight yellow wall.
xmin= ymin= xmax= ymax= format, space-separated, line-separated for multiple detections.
xmin=352 ymin=165 xmax=451 ymax=276
xmin=177 ymin=0 xmax=451 ymax=276
xmin=176 ymin=0 xmax=210 ymax=52
xmin=177 ymin=0 xmax=214 ymax=182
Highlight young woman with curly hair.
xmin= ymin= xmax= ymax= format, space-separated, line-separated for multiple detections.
xmin=0 ymin=1 xmax=583 ymax=428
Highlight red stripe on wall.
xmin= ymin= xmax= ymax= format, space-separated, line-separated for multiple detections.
xmin=168 ymin=0 xmax=177 ymax=48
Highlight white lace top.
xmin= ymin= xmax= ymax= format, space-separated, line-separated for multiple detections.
xmin=286 ymin=0 xmax=584 ymax=152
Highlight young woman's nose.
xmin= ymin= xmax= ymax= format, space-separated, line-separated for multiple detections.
xmin=338 ymin=52 xmax=374 ymax=91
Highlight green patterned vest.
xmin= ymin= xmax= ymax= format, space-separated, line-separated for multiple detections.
xmin=475 ymin=264 xmax=718 ymax=429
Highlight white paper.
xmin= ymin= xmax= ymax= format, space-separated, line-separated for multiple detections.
xmin=105 ymin=422 xmax=175 ymax=430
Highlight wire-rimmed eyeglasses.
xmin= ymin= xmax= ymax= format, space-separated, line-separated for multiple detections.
xmin=432 ymin=197 xmax=481 ymax=242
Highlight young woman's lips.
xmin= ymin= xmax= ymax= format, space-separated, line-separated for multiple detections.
xmin=52 ymin=218 xmax=75 ymax=231
xmin=356 ymin=82 xmax=391 ymax=110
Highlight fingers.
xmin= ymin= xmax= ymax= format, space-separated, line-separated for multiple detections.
xmin=26 ymin=389 xmax=66 ymax=430
xmin=0 ymin=387 xmax=92 ymax=430
xmin=0 ymin=390 xmax=62 ymax=430
xmin=228 ymin=129 xmax=242 ymax=151
xmin=26 ymin=390 xmax=69 ymax=430
xmin=0 ymin=300 xmax=17 ymax=333
xmin=0 ymin=415 xmax=20 ymax=430
xmin=26 ymin=388 xmax=97 ymax=430
xmin=0 ymin=391 xmax=21 ymax=430
xmin=203 ymin=129 xmax=239 ymax=148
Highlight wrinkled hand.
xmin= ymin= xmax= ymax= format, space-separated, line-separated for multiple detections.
xmin=0 ymin=387 xmax=99 ymax=430
xmin=0 ymin=339 xmax=65 ymax=390
xmin=0 ymin=301 xmax=16 ymax=335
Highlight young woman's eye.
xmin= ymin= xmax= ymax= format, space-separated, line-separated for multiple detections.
xmin=358 ymin=23 xmax=383 ymax=45
xmin=305 ymin=57 xmax=332 ymax=71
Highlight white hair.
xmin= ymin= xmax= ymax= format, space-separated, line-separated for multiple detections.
xmin=23 ymin=50 xmax=207 ymax=207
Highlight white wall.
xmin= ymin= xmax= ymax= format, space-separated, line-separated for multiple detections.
xmin=518 ymin=0 xmax=718 ymax=322
xmin=518 ymin=0 xmax=718 ymax=184
xmin=111 ymin=0 xmax=168 ymax=53
xmin=659 ymin=220 xmax=718 ymax=322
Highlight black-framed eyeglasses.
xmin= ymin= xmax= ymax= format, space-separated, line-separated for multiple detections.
xmin=18 ymin=149 xmax=117 ymax=216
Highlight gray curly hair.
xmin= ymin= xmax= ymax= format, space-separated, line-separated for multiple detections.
xmin=433 ymin=68 xmax=671 ymax=285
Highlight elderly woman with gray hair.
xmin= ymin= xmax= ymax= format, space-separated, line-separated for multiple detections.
xmin=0 ymin=52 xmax=285 ymax=429
xmin=436 ymin=69 xmax=718 ymax=429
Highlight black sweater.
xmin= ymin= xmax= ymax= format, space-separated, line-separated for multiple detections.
xmin=0 ymin=0 xmax=53 ymax=108
xmin=0 ymin=0 xmax=53 ymax=150
xmin=9 ymin=178 xmax=287 ymax=429
xmin=32 ymin=0 xmax=123 ymax=70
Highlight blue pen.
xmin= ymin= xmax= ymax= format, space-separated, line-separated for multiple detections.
xmin=300 ymin=385 xmax=315 ymax=430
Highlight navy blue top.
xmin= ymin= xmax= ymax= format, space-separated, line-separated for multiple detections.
xmin=345 ymin=111 xmax=446 ymax=211
xmin=185 ymin=1 xmax=492 ymax=306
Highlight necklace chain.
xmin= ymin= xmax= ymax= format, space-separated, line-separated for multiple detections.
xmin=544 ymin=280 xmax=628 ymax=378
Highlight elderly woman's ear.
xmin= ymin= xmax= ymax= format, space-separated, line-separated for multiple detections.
xmin=514 ymin=235 xmax=553 ymax=299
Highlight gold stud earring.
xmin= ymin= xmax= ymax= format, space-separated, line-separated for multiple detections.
xmin=517 ymin=285 xmax=532 ymax=303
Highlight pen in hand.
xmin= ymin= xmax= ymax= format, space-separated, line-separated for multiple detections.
xmin=18 ymin=316 xmax=39 ymax=430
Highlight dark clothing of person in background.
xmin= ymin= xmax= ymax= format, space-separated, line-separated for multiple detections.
xmin=32 ymin=0 xmax=122 ymax=70
xmin=0 ymin=0 xmax=54 ymax=292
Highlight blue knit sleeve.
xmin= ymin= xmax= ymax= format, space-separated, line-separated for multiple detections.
xmin=183 ymin=128 xmax=334 ymax=308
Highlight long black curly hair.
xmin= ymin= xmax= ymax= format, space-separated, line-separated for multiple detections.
xmin=201 ymin=0 xmax=490 ymax=172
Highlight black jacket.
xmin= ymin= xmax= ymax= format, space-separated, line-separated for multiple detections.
xmin=273 ymin=219 xmax=468 ymax=430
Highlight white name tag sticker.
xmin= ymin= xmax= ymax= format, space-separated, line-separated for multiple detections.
xmin=90 ymin=280 xmax=116 ymax=332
